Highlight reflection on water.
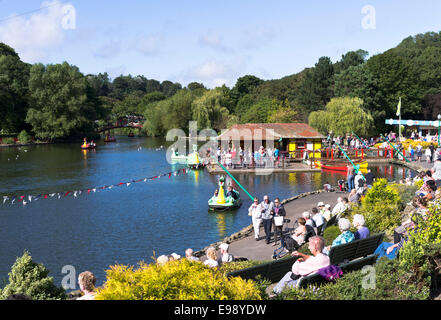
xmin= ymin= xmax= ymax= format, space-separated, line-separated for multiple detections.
xmin=0 ymin=138 xmax=416 ymax=287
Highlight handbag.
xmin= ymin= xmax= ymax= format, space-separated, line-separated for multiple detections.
xmin=274 ymin=216 xmax=284 ymax=226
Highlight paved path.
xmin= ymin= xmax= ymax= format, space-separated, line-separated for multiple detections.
xmin=226 ymin=191 xmax=347 ymax=261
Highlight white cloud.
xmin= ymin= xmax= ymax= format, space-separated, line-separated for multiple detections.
xmin=198 ymin=32 xmax=233 ymax=53
xmin=133 ymin=33 xmax=164 ymax=56
xmin=240 ymin=26 xmax=277 ymax=50
xmin=94 ymin=39 xmax=122 ymax=58
xmin=0 ymin=1 xmax=73 ymax=62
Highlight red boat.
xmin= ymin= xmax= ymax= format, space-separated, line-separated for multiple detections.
xmin=128 ymin=132 xmax=134 ymax=137
xmin=317 ymin=160 xmax=368 ymax=172
xmin=104 ymin=137 xmax=116 ymax=142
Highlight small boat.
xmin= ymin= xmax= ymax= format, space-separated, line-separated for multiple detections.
xmin=128 ymin=132 xmax=135 ymax=137
xmin=186 ymin=144 xmax=203 ymax=169
xmin=170 ymin=148 xmax=188 ymax=164
xmin=317 ymin=160 xmax=368 ymax=173
xmin=104 ymin=136 xmax=116 ymax=142
xmin=208 ymin=177 xmax=242 ymax=211
xmin=81 ymin=138 xmax=96 ymax=150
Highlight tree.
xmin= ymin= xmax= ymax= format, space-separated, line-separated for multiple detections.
xmin=240 ymin=98 xmax=278 ymax=124
xmin=187 ymin=82 xmax=206 ymax=91
xmin=297 ymin=57 xmax=334 ymax=112
xmin=366 ymin=50 xmax=421 ymax=120
xmin=0 ymin=45 xmax=31 ymax=133
xmin=160 ymin=80 xmax=182 ymax=97
xmin=230 ymin=75 xmax=264 ymax=103
xmin=308 ymin=97 xmax=374 ymax=136
xmin=86 ymin=72 xmax=111 ymax=97
xmin=145 ymin=79 xmax=161 ymax=94
xmin=334 ymin=50 xmax=369 ymax=74
xmin=334 ymin=64 xmax=385 ymax=132
xmin=191 ymin=87 xmax=231 ymax=130
xmin=0 ymin=251 xmax=66 ymax=300
xmin=267 ymin=99 xmax=299 ymax=123
xmin=26 ymin=62 xmax=98 ymax=140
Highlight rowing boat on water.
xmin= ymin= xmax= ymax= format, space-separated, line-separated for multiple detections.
xmin=316 ymin=160 xmax=368 ymax=172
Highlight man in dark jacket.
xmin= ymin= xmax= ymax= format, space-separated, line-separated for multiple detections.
xmin=271 ymin=197 xmax=286 ymax=246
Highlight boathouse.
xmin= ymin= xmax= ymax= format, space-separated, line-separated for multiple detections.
xmin=217 ymin=123 xmax=325 ymax=159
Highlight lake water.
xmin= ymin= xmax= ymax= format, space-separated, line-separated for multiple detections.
xmin=0 ymin=137 xmax=415 ymax=289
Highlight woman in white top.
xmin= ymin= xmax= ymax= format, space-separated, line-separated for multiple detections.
xmin=248 ymin=197 xmax=263 ymax=240
xmin=204 ymin=247 xmax=219 ymax=268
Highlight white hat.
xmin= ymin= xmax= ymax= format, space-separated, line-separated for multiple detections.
xmin=219 ymin=243 xmax=229 ymax=251
xmin=325 ymin=204 xmax=331 ymax=208
xmin=171 ymin=253 xmax=181 ymax=260
xmin=317 ymin=201 xmax=324 ymax=207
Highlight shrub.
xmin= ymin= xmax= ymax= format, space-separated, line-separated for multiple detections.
xmin=1 ymin=137 xmax=15 ymax=144
xmin=95 ymin=259 xmax=262 ymax=300
xmin=17 ymin=130 xmax=31 ymax=144
xmin=399 ymin=202 xmax=441 ymax=291
xmin=283 ymin=258 xmax=430 ymax=300
xmin=345 ymin=179 xmax=403 ymax=235
xmin=0 ymin=251 xmax=66 ymax=300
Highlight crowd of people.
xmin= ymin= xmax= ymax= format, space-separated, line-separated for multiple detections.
xmin=204 ymin=145 xmax=283 ymax=169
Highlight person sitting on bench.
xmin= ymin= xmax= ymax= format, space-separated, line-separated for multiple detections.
xmin=273 ymin=236 xmax=330 ymax=295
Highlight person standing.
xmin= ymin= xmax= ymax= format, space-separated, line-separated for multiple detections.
xmin=260 ymin=195 xmax=274 ymax=244
xmin=429 ymin=143 xmax=435 ymax=163
xmin=248 ymin=197 xmax=263 ymax=240
xmin=364 ymin=169 xmax=375 ymax=188
xmin=347 ymin=165 xmax=355 ymax=192
xmin=271 ymin=198 xmax=286 ymax=247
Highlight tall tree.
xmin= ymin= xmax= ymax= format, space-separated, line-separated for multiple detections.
xmin=0 ymin=44 xmax=30 ymax=133
xmin=297 ymin=57 xmax=334 ymax=112
xmin=230 ymin=75 xmax=264 ymax=103
xmin=309 ymin=97 xmax=374 ymax=136
xmin=26 ymin=62 xmax=98 ymax=140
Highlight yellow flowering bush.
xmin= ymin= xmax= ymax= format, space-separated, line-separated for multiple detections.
xmin=95 ymin=258 xmax=262 ymax=300
xmin=374 ymin=139 xmax=438 ymax=150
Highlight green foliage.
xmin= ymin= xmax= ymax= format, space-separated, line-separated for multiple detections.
xmin=26 ymin=62 xmax=99 ymax=141
xmin=346 ymin=179 xmax=402 ymax=234
xmin=266 ymin=99 xmax=299 ymax=123
xmin=284 ymin=258 xmax=430 ymax=300
xmin=17 ymin=130 xmax=31 ymax=144
xmin=191 ymin=87 xmax=231 ymax=130
xmin=95 ymin=259 xmax=262 ymax=300
xmin=297 ymin=57 xmax=334 ymax=113
xmin=240 ymin=98 xmax=278 ymax=123
xmin=0 ymin=49 xmax=30 ymax=133
xmin=0 ymin=251 xmax=66 ymax=300
xmin=308 ymin=97 xmax=374 ymax=136
xmin=399 ymin=202 xmax=441 ymax=289
xmin=1 ymin=137 xmax=15 ymax=144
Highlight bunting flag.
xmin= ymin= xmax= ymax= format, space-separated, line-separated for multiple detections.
xmin=1 ymin=167 xmax=190 ymax=207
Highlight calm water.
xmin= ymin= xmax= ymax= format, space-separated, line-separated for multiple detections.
xmin=0 ymin=137 xmax=415 ymax=288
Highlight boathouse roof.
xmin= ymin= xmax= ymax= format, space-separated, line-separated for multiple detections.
xmin=218 ymin=123 xmax=325 ymax=140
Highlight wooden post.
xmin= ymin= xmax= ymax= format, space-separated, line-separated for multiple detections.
xmin=377 ymin=147 xmax=380 ymax=157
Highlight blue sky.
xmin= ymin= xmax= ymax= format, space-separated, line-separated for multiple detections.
xmin=1 ymin=0 xmax=441 ymax=88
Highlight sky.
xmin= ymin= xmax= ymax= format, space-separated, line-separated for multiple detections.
xmin=1 ymin=0 xmax=441 ymax=88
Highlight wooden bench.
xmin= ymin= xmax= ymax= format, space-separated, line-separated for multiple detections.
xmin=297 ymin=254 xmax=378 ymax=289
xmin=317 ymin=214 xmax=338 ymax=236
xmin=227 ymin=256 xmax=298 ymax=283
xmin=328 ymin=233 xmax=384 ymax=265
xmin=228 ymin=233 xmax=384 ymax=285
